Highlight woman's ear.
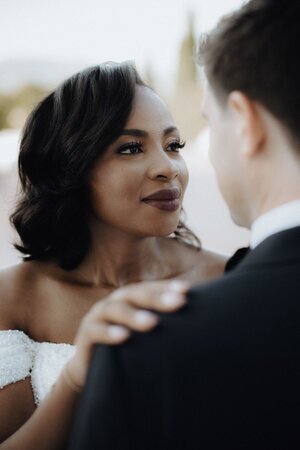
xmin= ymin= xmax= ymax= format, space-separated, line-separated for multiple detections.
xmin=228 ymin=91 xmax=265 ymax=158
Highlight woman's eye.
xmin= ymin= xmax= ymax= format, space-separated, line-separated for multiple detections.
xmin=167 ymin=140 xmax=186 ymax=153
xmin=118 ymin=142 xmax=143 ymax=155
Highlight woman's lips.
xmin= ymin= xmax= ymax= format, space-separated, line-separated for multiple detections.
xmin=142 ymin=198 xmax=181 ymax=212
xmin=142 ymin=188 xmax=181 ymax=212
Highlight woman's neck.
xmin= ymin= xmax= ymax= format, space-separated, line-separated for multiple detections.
xmin=69 ymin=223 xmax=168 ymax=288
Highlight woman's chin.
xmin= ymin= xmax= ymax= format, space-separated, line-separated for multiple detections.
xmin=146 ymin=222 xmax=179 ymax=238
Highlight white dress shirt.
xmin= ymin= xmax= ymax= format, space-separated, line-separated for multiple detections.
xmin=250 ymin=200 xmax=300 ymax=249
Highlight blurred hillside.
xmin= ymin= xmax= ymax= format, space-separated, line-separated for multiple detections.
xmin=0 ymin=60 xmax=86 ymax=94
xmin=0 ymin=18 xmax=203 ymax=135
xmin=0 ymin=84 xmax=46 ymax=130
xmin=0 ymin=165 xmax=19 ymax=266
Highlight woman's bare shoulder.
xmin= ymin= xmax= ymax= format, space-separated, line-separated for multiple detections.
xmin=167 ymin=240 xmax=228 ymax=283
xmin=0 ymin=261 xmax=40 ymax=294
xmin=193 ymin=248 xmax=228 ymax=279
xmin=0 ymin=262 xmax=40 ymax=328
xmin=162 ymin=240 xmax=227 ymax=282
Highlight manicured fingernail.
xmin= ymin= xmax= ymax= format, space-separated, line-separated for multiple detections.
xmin=108 ymin=325 xmax=129 ymax=339
xmin=160 ymin=292 xmax=185 ymax=306
xmin=168 ymin=280 xmax=189 ymax=293
xmin=134 ymin=311 xmax=158 ymax=325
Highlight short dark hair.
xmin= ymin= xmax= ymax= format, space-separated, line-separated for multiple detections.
xmin=11 ymin=62 xmax=200 ymax=270
xmin=197 ymin=0 xmax=300 ymax=145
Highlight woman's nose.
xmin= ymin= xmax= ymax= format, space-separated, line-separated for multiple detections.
xmin=147 ymin=150 xmax=180 ymax=182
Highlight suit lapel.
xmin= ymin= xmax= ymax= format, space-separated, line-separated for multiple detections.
xmin=235 ymin=226 xmax=300 ymax=271
xmin=225 ymin=247 xmax=250 ymax=273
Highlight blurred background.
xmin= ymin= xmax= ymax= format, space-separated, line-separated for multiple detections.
xmin=0 ymin=0 xmax=248 ymax=267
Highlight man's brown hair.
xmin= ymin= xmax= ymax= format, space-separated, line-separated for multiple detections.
xmin=198 ymin=0 xmax=300 ymax=145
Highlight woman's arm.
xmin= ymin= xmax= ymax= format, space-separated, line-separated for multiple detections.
xmin=1 ymin=371 xmax=79 ymax=450
xmin=0 ymin=280 xmax=188 ymax=449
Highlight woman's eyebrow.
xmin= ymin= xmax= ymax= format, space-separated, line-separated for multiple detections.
xmin=164 ymin=126 xmax=179 ymax=136
xmin=119 ymin=126 xmax=179 ymax=138
xmin=120 ymin=129 xmax=148 ymax=137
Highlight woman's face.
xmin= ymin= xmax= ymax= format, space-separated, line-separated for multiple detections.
xmin=89 ymin=85 xmax=189 ymax=238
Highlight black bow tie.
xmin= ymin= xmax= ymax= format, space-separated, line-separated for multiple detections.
xmin=225 ymin=247 xmax=250 ymax=273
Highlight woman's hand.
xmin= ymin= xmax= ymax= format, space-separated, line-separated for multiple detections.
xmin=67 ymin=280 xmax=189 ymax=390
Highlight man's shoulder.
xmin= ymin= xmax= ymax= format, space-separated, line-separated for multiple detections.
xmin=89 ymin=260 xmax=300 ymax=407
xmin=190 ymin=241 xmax=300 ymax=301
xmin=187 ymin=267 xmax=256 ymax=304
xmin=112 ymin=273 xmax=251 ymax=361
xmin=117 ymin=263 xmax=294 ymax=358
xmin=93 ymin=253 xmax=300 ymax=370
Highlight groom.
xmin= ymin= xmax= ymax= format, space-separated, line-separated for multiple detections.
xmin=69 ymin=1 xmax=300 ymax=448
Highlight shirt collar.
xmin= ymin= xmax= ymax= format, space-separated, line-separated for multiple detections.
xmin=250 ymin=200 xmax=300 ymax=249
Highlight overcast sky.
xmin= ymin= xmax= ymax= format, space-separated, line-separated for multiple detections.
xmin=0 ymin=0 xmax=244 ymax=85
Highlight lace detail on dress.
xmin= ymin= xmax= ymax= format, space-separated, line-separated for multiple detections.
xmin=0 ymin=330 xmax=75 ymax=405
xmin=31 ymin=342 xmax=75 ymax=405
xmin=0 ymin=330 xmax=34 ymax=388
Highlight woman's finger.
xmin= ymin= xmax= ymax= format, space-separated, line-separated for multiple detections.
xmin=78 ymin=321 xmax=131 ymax=346
xmin=109 ymin=279 xmax=190 ymax=312
xmin=91 ymin=301 xmax=159 ymax=332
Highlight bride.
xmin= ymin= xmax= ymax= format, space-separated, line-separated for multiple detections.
xmin=0 ymin=62 xmax=226 ymax=448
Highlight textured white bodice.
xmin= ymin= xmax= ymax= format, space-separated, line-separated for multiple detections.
xmin=0 ymin=330 xmax=75 ymax=405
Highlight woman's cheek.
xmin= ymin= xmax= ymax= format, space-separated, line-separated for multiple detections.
xmin=179 ymin=159 xmax=189 ymax=193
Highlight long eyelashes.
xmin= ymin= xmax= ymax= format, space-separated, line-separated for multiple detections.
xmin=117 ymin=139 xmax=186 ymax=155
xmin=168 ymin=140 xmax=186 ymax=152
xmin=117 ymin=141 xmax=143 ymax=155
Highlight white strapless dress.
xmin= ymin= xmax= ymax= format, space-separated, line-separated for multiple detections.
xmin=0 ymin=330 xmax=75 ymax=405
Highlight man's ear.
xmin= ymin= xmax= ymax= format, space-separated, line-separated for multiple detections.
xmin=228 ymin=91 xmax=265 ymax=157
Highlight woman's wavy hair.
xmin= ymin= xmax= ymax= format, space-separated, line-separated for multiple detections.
xmin=11 ymin=62 xmax=200 ymax=270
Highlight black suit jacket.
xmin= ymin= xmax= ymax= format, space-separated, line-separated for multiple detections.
xmin=69 ymin=227 xmax=300 ymax=450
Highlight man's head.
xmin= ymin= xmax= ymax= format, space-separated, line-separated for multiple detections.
xmin=198 ymin=0 xmax=300 ymax=228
